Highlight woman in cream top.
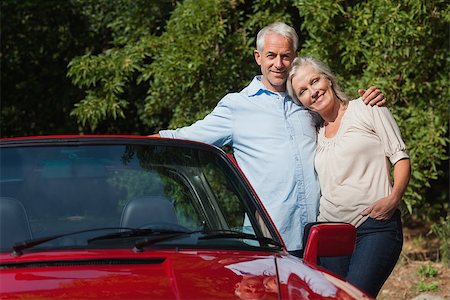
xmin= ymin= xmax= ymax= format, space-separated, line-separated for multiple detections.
xmin=287 ymin=56 xmax=411 ymax=298
xmin=315 ymin=98 xmax=409 ymax=227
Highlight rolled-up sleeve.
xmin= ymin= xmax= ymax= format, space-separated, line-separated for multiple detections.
xmin=371 ymin=106 xmax=409 ymax=164
xmin=159 ymin=95 xmax=234 ymax=147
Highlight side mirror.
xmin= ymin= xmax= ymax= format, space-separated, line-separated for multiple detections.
xmin=302 ymin=222 xmax=356 ymax=265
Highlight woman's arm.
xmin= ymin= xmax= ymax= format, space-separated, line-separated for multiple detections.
xmin=361 ymin=158 xmax=411 ymax=220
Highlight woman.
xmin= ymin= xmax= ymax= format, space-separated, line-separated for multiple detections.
xmin=287 ymin=57 xmax=411 ymax=298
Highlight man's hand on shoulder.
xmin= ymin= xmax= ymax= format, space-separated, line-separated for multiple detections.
xmin=358 ymin=86 xmax=386 ymax=107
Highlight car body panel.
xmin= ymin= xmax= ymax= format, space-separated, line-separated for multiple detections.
xmin=1 ymin=250 xmax=275 ymax=299
xmin=1 ymin=249 xmax=368 ymax=299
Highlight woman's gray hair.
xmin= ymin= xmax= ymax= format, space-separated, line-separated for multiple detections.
xmin=256 ymin=22 xmax=298 ymax=52
xmin=287 ymin=56 xmax=351 ymax=106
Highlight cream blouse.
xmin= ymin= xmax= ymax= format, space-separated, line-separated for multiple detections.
xmin=316 ymin=98 xmax=409 ymax=227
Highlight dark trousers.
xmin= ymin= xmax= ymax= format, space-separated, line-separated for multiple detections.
xmin=319 ymin=210 xmax=403 ymax=298
xmin=288 ymin=249 xmax=304 ymax=258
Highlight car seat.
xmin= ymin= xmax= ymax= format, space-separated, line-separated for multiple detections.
xmin=120 ymin=196 xmax=178 ymax=229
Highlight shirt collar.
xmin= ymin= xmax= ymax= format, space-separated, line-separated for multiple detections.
xmin=248 ymin=76 xmax=288 ymax=98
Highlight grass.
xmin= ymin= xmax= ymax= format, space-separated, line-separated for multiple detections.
xmin=416 ymin=263 xmax=439 ymax=278
xmin=417 ymin=281 xmax=439 ymax=292
xmin=416 ymin=263 xmax=440 ymax=293
xmin=378 ymin=220 xmax=450 ymax=299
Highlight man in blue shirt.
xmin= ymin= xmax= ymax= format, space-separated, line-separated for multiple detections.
xmin=153 ymin=22 xmax=384 ymax=257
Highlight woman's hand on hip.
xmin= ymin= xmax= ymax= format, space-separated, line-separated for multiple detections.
xmin=361 ymin=196 xmax=399 ymax=220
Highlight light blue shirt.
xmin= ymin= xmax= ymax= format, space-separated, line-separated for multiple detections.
xmin=159 ymin=76 xmax=321 ymax=251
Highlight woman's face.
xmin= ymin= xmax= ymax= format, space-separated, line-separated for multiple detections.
xmin=291 ymin=64 xmax=334 ymax=114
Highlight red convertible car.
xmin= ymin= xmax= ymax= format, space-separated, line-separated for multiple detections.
xmin=0 ymin=136 xmax=370 ymax=299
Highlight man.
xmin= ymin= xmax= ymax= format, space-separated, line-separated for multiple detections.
xmin=152 ymin=22 xmax=384 ymax=257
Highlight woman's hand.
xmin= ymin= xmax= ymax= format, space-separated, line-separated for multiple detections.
xmin=361 ymin=159 xmax=411 ymax=220
xmin=360 ymin=196 xmax=399 ymax=220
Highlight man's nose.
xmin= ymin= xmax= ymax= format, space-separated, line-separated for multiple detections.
xmin=274 ymin=56 xmax=283 ymax=69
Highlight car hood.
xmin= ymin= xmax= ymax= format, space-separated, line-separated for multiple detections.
xmin=1 ymin=249 xmax=283 ymax=299
xmin=0 ymin=249 xmax=370 ymax=299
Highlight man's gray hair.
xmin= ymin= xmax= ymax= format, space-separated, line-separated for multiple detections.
xmin=256 ymin=22 xmax=298 ymax=52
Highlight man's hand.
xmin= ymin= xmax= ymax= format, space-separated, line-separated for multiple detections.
xmin=358 ymin=86 xmax=386 ymax=106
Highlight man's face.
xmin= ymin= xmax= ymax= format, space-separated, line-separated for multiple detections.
xmin=234 ymin=276 xmax=266 ymax=300
xmin=254 ymin=32 xmax=296 ymax=92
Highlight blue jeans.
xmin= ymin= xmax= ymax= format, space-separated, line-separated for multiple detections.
xmin=318 ymin=210 xmax=403 ymax=298
xmin=288 ymin=249 xmax=304 ymax=258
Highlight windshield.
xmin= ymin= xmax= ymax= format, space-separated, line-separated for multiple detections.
xmin=0 ymin=140 xmax=278 ymax=252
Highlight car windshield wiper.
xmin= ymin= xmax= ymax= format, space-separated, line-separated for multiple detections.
xmin=199 ymin=229 xmax=283 ymax=248
xmin=88 ymin=227 xmax=194 ymax=251
xmin=13 ymin=228 xmax=283 ymax=256
xmin=132 ymin=231 xmax=196 ymax=253
xmin=130 ymin=229 xmax=283 ymax=253
xmin=87 ymin=228 xmax=186 ymax=243
xmin=12 ymin=227 xmax=141 ymax=256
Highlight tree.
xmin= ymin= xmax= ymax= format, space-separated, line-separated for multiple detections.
xmin=0 ymin=0 xmax=94 ymax=136
xmin=66 ymin=0 xmax=176 ymax=133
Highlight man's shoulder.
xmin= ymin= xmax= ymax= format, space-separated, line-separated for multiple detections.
xmin=219 ymin=80 xmax=258 ymax=104
xmin=220 ymin=90 xmax=247 ymax=104
xmin=239 ymin=76 xmax=266 ymax=96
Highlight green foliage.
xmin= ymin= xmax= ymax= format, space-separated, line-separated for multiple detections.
xmin=65 ymin=0 xmax=175 ymax=133
xmin=76 ymin=0 xmax=172 ymax=45
xmin=416 ymin=263 xmax=439 ymax=277
xmin=417 ymin=281 xmax=439 ymax=292
xmin=395 ymin=106 xmax=449 ymax=214
xmin=431 ymin=215 xmax=450 ymax=264
xmin=295 ymin=0 xmax=345 ymax=62
xmin=416 ymin=263 xmax=440 ymax=292
xmin=67 ymin=39 xmax=152 ymax=131
xmin=141 ymin=0 xmax=239 ymax=129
